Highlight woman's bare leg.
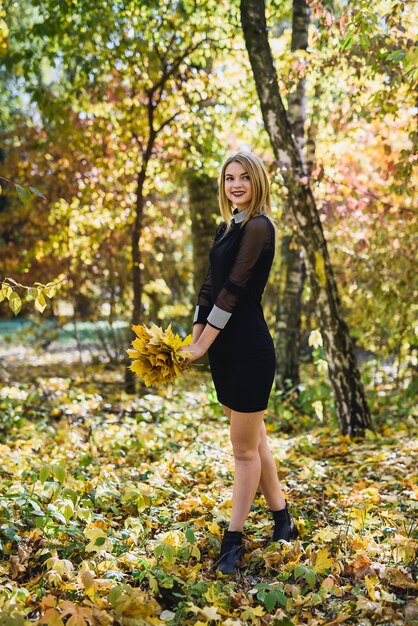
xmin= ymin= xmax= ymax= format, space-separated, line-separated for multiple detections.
xmin=222 ymin=404 xmax=286 ymax=512
xmin=228 ymin=409 xmax=264 ymax=532
xmin=257 ymin=421 xmax=286 ymax=510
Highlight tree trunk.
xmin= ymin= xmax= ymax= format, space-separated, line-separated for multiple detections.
xmin=187 ymin=172 xmax=218 ymax=296
xmin=275 ymin=0 xmax=309 ymax=393
xmin=241 ymin=0 xmax=372 ymax=436
xmin=124 ymin=137 xmax=154 ymax=394
xmin=305 ymin=83 xmax=321 ymax=176
xmin=275 ymin=235 xmax=305 ymax=391
xmin=288 ymin=0 xmax=309 ymax=156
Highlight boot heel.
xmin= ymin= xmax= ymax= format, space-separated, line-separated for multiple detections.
xmin=289 ymin=519 xmax=299 ymax=539
xmin=271 ymin=501 xmax=298 ymax=542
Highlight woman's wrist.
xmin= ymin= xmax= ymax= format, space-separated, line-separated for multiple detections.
xmin=192 ymin=323 xmax=205 ymax=343
xmin=195 ymin=323 xmax=221 ymax=352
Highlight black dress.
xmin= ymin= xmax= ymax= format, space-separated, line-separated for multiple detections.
xmin=193 ymin=209 xmax=276 ymax=412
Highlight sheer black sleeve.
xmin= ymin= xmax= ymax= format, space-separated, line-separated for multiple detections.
xmin=193 ymin=223 xmax=226 ymax=325
xmin=206 ymin=217 xmax=273 ymax=330
xmin=193 ymin=264 xmax=213 ymax=325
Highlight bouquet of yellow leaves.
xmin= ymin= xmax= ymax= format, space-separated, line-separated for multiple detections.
xmin=126 ymin=323 xmax=192 ymax=387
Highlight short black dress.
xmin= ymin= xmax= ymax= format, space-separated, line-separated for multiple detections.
xmin=193 ymin=209 xmax=276 ymax=412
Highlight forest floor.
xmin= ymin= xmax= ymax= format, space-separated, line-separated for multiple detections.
xmin=0 ymin=355 xmax=417 ymax=626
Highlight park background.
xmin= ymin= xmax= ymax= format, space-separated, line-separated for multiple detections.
xmin=0 ymin=0 xmax=417 ymax=625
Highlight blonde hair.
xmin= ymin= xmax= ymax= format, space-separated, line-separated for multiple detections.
xmin=219 ymin=151 xmax=273 ymax=232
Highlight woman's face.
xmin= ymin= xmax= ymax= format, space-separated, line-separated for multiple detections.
xmin=224 ymin=161 xmax=253 ymax=210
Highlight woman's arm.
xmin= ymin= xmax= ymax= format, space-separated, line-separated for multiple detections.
xmin=192 ymin=322 xmax=205 ymax=343
xmin=182 ymin=323 xmax=220 ymax=362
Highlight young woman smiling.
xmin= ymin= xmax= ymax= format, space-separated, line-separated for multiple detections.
xmin=181 ymin=152 xmax=298 ymax=574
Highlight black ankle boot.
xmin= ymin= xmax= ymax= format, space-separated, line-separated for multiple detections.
xmin=215 ymin=530 xmax=244 ymax=574
xmin=271 ymin=501 xmax=298 ymax=542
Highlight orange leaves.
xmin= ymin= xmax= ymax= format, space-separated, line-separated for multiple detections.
xmin=127 ymin=323 xmax=192 ymax=387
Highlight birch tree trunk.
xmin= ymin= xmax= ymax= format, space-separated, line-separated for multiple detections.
xmin=275 ymin=0 xmax=309 ymax=392
xmin=241 ymin=0 xmax=372 ymax=435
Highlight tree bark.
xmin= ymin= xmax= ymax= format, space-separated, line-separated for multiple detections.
xmin=275 ymin=235 xmax=305 ymax=391
xmin=187 ymin=172 xmax=219 ymax=297
xmin=241 ymin=0 xmax=372 ymax=436
xmin=124 ymin=130 xmax=156 ymax=394
xmin=275 ymin=0 xmax=309 ymax=393
xmin=288 ymin=0 xmax=309 ymax=156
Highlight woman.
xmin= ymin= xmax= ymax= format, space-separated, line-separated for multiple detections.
xmin=181 ymin=152 xmax=298 ymax=574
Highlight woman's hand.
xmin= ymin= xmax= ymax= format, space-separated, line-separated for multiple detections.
xmin=179 ymin=342 xmax=206 ymax=363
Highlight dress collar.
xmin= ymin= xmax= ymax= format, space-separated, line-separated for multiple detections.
xmin=231 ymin=208 xmax=248 ymax=224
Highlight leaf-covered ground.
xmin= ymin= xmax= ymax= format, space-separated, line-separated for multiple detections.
xmin=0 ymin=361 xmax=417 ymax=626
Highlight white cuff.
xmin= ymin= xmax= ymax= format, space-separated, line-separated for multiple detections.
xmin=193 ymin=306 xmax=199 ymax=323
xmin=207 ymin=305 xmax=231 ymax=329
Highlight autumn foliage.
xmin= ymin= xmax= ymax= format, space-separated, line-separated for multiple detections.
xmin=0 ymin=363 xmax=416 ymax=625
xmin=127 ymin=324 xmax=192 ymax=387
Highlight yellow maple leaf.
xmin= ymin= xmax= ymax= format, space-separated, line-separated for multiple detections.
xmin=199 ymin=605 xmax=222 ymax=621
xmin=314 ymin=547 xmax=333 ymax=573
xmin=207 ymin=521 xmax=221 ymax=539
xmin=365 ymin=574 xmax=379 ymax=601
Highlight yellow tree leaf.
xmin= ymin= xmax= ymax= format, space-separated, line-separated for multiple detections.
xmin=314 ymin=547 xmax=333 ymax=573
xmin=199 ymin=606 xmax=222 ymax=621
xmin=84 ymin=528 xmax=112 ymax=553
xmin=8 ymin=291 xmax=22 ymax=315
xmin=35 ymin=290 xmax=47 ymax=313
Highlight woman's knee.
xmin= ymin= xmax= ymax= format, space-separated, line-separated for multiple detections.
xmin=231 ymin=437 xmax=260 ymax=462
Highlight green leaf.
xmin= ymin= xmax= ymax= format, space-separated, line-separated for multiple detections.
xmin=29 ymin=186 xmax=46 ymax=199
xmin=39 ymin=464 xmax=51 ymax=485
xmin=53 ymin=464 xmax=65 ymax=483
xmin=95 ymin=536 xmax=107 ymax=546
xmin=264 ymin=590 xmax=276 ymax=611
xmin=109 ymin=586 xmax=122 ymax=607
xmin=294 ymin=564 xmax=316 ymax=588
xmin=191 ymin=545 xmax=200 ymax=560
xmin=155 ymin=543 xmax=164 ymax=559
xmin=62 ymin=501 xmax=74 ymax=521
xmin=185 ymin=526 xmax=195 ymax=544
xmin=274 ymin=589 xmax=287 ymax=608
xmin=27 ymin=288 xmax=39 ymax=301
xmin=8 ymin=292 xmax=22 ymax=316
xmin=162 ymin=543 xmax=176 ymax=563
xmin=386 ymin=50 xmax=406 ymax=62
xmin=341 ymin=33 xmax=354 ymax=51
xmin=15 ymin=184 xmax=30 ymax=203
